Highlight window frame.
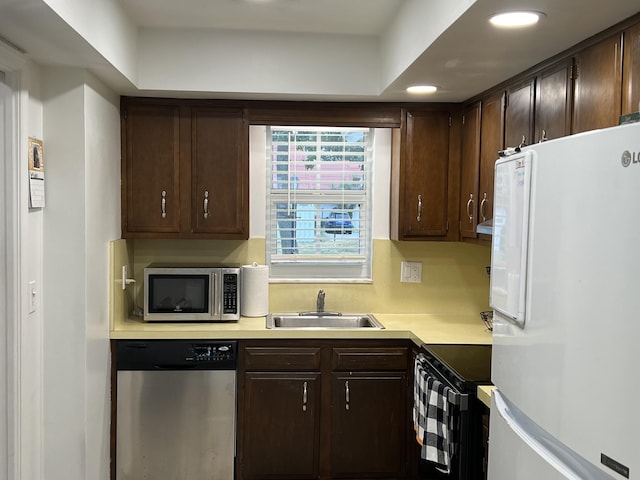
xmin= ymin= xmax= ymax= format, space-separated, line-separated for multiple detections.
xmin=265 ymin=125 xmax=374 ymax=283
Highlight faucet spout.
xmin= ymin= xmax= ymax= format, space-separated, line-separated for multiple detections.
xmin=316 ymin=290 xmax=325 ymax=313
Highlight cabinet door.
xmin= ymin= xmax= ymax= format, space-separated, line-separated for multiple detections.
xmin=535 ymin=58 xmax=574 ymax=142
xmin=400 ymin=110 xmax=450 ymax=238
xmin=459 ymin=102 xmax=481 ymax=239
xmin=623 ymin=22 xmax=640 ymax=115
xmin=505 ymin=77 xmax=535 ymax=149
xmin=241 ymin=372 xmax=320 ymax=479
xmin=572 ymin=33 xmax=623 ymax=134
xmin=330 ymin=372 xmax=407 ymax=478
xmin=478 ymin=91 xmax=505 ymax=227
xmin=122 ymin=103 xmax=181 ymax=235
xmin=191 ymin=107 xmax=248 ymax=237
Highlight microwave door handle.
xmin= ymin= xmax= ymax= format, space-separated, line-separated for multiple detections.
xmin=212 ymin=271 xmax=221 ymax=319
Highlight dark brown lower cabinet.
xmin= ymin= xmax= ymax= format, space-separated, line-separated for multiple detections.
xmin=237 ymin=340 xmax=411 ymax=480
xmin=242 ymin=372 xmax=321 ymax=479
xmin=331 ymin=372 xmax=407 ymax=478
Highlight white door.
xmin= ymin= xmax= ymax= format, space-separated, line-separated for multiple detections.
xmin=0 ymin=71 xmax=10 ymax=480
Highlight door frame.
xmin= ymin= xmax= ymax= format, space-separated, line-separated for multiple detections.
xmin=0 ymin=40 xmax=26 ymax=480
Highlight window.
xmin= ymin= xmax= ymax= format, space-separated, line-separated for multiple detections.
xmin=266 ymin=126 xmax=374 ymax=282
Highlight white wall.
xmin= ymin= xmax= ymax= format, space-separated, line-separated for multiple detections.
xmin=42 ymin=67 xmax=119 ymax=480
xmin=138 ymin=28 xmax=380 ymax=97
xmin=41 ymin=0 xmax=138 ymax=84
xmin=379 ymin=0 xmax=476 ymax=90
xmin=42 ymin=67 xmax=86 ymax=479
xmin=83 ymin=72 xmax=120 ymax=480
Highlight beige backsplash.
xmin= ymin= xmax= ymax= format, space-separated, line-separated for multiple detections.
xmin=114 ymin=238 xmax=491 ymax=317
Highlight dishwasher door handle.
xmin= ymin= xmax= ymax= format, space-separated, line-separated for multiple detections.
xmin=153 ymin=364 xmax=197 ymax=370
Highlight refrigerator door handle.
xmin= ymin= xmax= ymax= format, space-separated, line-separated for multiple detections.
xmin=492 ymin=390 xmax=616 ymax=480
xmin=489 ymin=152 xmax=533 ymax=328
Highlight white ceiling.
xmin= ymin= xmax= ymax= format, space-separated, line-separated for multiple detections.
xmin=1 ymin=0 xmax=639 ymax=102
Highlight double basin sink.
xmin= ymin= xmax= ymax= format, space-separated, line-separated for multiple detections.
xmin=266 ymin=313 xmax=384 ymax=329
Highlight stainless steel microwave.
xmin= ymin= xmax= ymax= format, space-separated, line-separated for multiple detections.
xmin=143 ymin=266 xmax=240 ymax=322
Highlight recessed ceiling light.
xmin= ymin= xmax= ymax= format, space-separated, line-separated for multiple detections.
xmin=489 ymin=11 xmax=543 ymax=28
xmin=406 ymin=85 xmax=438 ymax=94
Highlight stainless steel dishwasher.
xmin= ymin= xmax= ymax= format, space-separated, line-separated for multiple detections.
xmin=115 ymin=340 xmax=237 ymax=480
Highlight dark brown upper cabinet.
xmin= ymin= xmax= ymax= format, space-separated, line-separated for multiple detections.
xmin=622 ymin=22 xmax=640 ymax=115
xmin=505 ymin=77 xmax=535 ymax=149
xmin=459 ymin=101 xmax=481 ymax=239
xmin=534 ymin=58 xmax=574 ymax=142
xmin=391 ymin=108 xmax=452 ymax=240
xmin=121 ymin=99 xmax=249 ymax=239
xmin=572 ymin=33 xmax=623 ymax=134
xmin=478 ymin=91 xmax=505 ymax=229
xmin=121 ymin=102 xmax=182 ymax=235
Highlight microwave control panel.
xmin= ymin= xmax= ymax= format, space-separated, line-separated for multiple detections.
xmin=222 ymin=273 xmax=239 ymax=314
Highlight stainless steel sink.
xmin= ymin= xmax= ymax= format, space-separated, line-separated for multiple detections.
xmin=266 ymin=313 xmax=384 ymax=329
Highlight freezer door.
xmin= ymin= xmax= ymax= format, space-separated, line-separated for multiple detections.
xmin=489 ymin=151 xmax=533 ymax=328
xmin=488 ymin=390 xmax=615 ymax=480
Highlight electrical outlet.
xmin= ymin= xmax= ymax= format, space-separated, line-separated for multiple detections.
xmin=400 ymin=261 xmax=422 ymax=283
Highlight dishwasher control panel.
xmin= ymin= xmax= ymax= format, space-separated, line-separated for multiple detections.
xmin=190 ymin=343 xmax=235 ymax=363
xmin=116 ymin=340 xmax=237 ymax=370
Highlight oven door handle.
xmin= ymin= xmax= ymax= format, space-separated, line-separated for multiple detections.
xmin=416 ymin=353 xmax=470 ymax=411
xmin=447 ymin=389 xmax=469 ymax=411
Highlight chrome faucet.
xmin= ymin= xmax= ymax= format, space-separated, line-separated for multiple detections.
xmin=316 ymin=290 xmax=325 ymax=313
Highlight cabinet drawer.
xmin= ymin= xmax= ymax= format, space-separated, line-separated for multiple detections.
xmin=243 ymin=347 xmax=321 ymax=371
xmin=332 ymin=347 xmax=408 ymax=371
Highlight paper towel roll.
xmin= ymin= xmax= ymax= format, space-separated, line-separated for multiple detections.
xmin=241 ymin=262 xmax=269 ymax=317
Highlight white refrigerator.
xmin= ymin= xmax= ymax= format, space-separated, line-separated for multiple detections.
xmin=488 ymin=122 xmax=640 ymax=480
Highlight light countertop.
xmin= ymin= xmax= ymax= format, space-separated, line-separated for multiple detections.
xmin=477 ymin=385 xmax=495 ymax=408
xmin=111 ymin=313 xmax=493 ymax=346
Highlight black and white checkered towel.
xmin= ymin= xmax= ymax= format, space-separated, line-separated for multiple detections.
xmin=413 ymin=355 xmax=453 ymax=473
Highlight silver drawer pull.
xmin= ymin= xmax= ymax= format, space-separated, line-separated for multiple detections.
xmin=302 ymin=381 xmax=308 ymax=412
xmin=345 ymin=380 xmax=350 ymax=411
xmin=203 ymin=191 xmax=209 ymax=219
xmin=417 ymin=195 xmax=423 ymax=222
xmin=161 ymin=191 xmax=167 ymax=219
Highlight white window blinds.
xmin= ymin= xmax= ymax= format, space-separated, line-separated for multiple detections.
xmin=266 ymin=126 xmax=374 ymax=282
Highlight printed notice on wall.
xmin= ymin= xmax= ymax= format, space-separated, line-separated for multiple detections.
xmin=28 ymin=137 xmax=45 ymax=208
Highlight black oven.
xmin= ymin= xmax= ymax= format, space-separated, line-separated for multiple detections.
xmin=415 ymin=344 xmax=492 ymax=480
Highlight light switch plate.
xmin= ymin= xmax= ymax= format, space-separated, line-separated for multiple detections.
xmin=28 ymin=280 xmax=37 ymax=313
xmin=400 ymin=261 xmax=422 ymax=283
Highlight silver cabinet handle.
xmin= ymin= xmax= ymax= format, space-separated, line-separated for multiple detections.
xmin=161 ymin=190 xmax=167 ymax=219
xmin=520 ymin=135 xmax=527 ymax=148
xmin=345 ymin=380 xmax=350 ymax=411
xmin=302 ymin=381 xmax=308 ymax=412
xmin=416 ymin=195 xmax=423 ymax=222
xmin=480 ymin=192 xmax=488 ymax=222
xmin=540 ymin=129 xmax=548 ymax=143
xmin=466 ymin=194 xmax=475 ymax=224
xmin=203 ymin=190 xmax=209 ymax=219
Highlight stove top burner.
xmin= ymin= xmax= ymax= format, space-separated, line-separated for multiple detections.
xmin=421 ymin=344 xmax=492 ymax=388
